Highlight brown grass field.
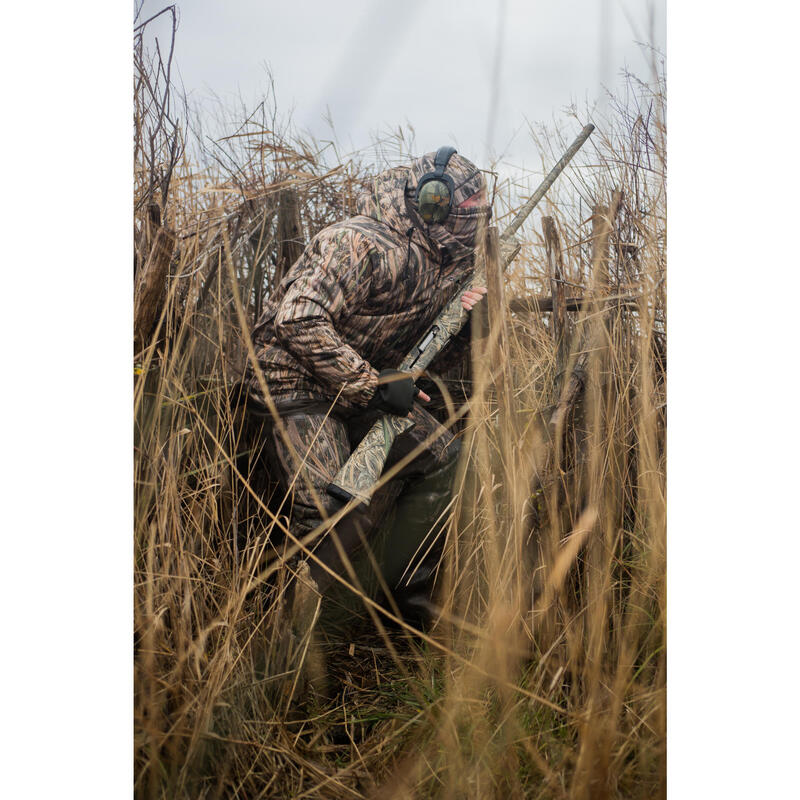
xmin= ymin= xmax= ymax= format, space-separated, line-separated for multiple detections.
xmin=134 ymin=15 xmax=666 ymax=798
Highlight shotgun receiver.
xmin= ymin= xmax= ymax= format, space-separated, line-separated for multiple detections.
xmin=327 ymin=124 xmax=595 ymax=505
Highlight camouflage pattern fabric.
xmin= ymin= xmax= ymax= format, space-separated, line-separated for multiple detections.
xmin=247 ymin=151 xmax=490 ymax=412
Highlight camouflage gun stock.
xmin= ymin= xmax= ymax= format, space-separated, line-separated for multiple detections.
xmin=327 ymin=124 xmax=595 ymax=505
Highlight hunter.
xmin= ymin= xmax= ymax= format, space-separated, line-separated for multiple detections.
xmin=246 ymin=148 xmax=490 ymax=626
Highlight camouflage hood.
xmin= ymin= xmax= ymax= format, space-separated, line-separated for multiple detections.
xmin=356 ymin=151 xmax=491 ymax=265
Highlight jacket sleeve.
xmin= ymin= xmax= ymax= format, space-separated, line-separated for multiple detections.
xmin=273 ymin=229 xmax=378 ymax=406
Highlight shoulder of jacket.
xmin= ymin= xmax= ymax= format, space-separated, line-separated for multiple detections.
xmin=341 ymin=216 xmax=408 ymax=252
xmin=310 ymin=221 xmax=372 ymax=255
xmin=311 ymin=218 xmax=416 ymax=277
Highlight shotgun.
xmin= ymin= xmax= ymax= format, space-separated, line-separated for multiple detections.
xmin=327 ymin=124 xmax=595 ymax=505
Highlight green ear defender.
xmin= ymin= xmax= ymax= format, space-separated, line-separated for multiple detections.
xmin=415 ymin=146 xmax=457 ymax=224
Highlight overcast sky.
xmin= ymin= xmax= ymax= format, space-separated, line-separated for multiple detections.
xmin=137 ymin=0 xmax=664 ymax=175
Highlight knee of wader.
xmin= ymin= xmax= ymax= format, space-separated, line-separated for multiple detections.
xmin=406 ymin=436 xmax=461 ymax=504
xmin=305 ymin=504 xmax=375 ymax=592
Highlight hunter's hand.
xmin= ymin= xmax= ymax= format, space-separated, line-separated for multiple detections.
xmin=461 ymin=286 xmax=487 ymax=311
xmin=369 ymin=369 xmax=429 ymax=415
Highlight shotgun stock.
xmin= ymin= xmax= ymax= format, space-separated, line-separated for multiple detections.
xmin=327 ymin=124 xmax=595 ymax=505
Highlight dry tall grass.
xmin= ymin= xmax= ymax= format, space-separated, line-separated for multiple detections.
xmin=134 ymin=17 xmax=665 ymax=798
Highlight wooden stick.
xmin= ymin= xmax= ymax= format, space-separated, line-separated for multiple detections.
xmin=486 ymin=227 xmax=506 ymax=340
xmin=508 ymin=293 xmax=639 ymax=314
xmin=134 ymin=225 xmax=176 ymax=350
xmin=275 ymin=188 xmax=304 ymax=291
xmin=543 ymin=216 xmax=570 ymax=383
xmin=549 ymin=191 xmax=622 ymax=431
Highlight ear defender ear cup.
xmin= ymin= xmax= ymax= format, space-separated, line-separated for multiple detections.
xmin=415 ymin=146 xmax=458 ymax=224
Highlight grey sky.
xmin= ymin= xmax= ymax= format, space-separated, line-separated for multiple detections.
xmin=137 ymin=0 xmax=664 ymax=173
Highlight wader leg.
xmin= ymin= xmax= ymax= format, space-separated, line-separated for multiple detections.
xmin=378 ymin=441 xmax=460 ymax=627
xmin=348 ymin=404 xmax=461 ymax=628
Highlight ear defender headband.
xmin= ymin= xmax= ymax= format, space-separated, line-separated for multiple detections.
xmin=415 ymin=145 xmax=458 ymax=224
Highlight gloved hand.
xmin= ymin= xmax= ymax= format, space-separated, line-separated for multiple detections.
xmin=367 ymin=369 xmax=421 ymax=416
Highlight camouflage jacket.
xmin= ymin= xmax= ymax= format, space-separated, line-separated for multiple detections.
xmin=247 ymin=152 xmax=490 ymax=414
